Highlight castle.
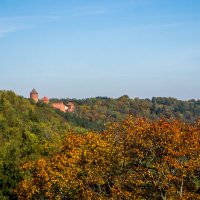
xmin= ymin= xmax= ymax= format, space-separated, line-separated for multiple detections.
xmin=30 ymin=89 xmax=75 ymax=112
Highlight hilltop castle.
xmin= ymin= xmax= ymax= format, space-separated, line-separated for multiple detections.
xmin=30 ymin=89 xmax=75 ymax=112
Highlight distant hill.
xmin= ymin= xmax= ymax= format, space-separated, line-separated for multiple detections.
xmin=56 ymin=95 xmax=200 ymax=130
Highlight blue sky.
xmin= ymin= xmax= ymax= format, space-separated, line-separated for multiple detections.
xmin=0 ymin=0 xmax=200 ymax=99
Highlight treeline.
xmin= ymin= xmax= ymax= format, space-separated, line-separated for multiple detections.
xmin=57 ymin=95 xmax=200 ymax=130
xmin=0 ymin=90 xmax=78 ymax=199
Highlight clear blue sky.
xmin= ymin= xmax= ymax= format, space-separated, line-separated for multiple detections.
xmin=0 ymin=0 xmax=200 ymax=99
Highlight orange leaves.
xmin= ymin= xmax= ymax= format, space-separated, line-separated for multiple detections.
xmin=102 ymin=117 xmax=200 ymax=199
xmin=15 ymin=117 xmax=200 ymax=199
xmin=15 ymin=180 xmax=38 ymax=200
xmin=16 ymin=132 xmax=114 ymax=199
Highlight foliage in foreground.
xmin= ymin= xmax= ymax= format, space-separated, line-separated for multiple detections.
xmin=16 ymin=117 xmax=200 ymax=199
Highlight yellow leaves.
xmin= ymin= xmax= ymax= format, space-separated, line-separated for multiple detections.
xmin=21 ymin=161 xmax=34 ymax=170
xmin=15 ymin=180 xmax=37 ymax=200
xmin=15 ymin=117 xmax=200 ymax=199
xmin=35 ymin=158 xmax=47 ymax=168
xmin=16 ymin=131 xmax=115 ymax=199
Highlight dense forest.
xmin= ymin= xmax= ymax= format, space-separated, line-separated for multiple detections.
xmin=0 ymin=90 xmax=200 ymax=199
xmin=0 ymin=90 xmax=85 ymax=199
xmin=16 ymin=118 xmax=200 ymax=199
xmin=58 ymin=95 xmax=200 ymax=131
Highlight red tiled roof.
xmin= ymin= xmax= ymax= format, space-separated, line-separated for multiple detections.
xmin=43 ymin=96 xmax=49 ymax=101
xmin=30 ymin=88 xmax=38 ymax=94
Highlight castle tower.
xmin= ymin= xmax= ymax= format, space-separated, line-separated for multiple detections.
xmin=30 ymin=88 xmax=38 ymax=102
xmin=42 ymin=96 xmax=49 ymax=104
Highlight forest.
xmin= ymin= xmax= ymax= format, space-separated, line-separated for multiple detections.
xmin=0 ymin=90 xmax=200 ymax=199
xmin=59 ymin=95 xmax=200 ymax=131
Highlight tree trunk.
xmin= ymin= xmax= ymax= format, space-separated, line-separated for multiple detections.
xmin=160 ymin=189 xmax=167 ymax=200
xmin=180 ymin=179 xmax=184 ymax=197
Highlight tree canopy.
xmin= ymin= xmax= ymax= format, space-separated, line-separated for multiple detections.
xmin=60 ymin=96 xmax=200 ymax=131
xmin=0 ymin=90 xmax=80 ymax=199
xmin=0 ymin=90 xmax=200 ymax=199
xmin=16 ymin=117 xmax=200 ymax=199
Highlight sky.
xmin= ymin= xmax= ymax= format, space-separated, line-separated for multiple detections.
xmin=0 ymin=0 xmax=200 ymax=100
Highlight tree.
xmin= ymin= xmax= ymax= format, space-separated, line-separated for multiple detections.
xmin=16 ymin=117 xmax=200 ymax=199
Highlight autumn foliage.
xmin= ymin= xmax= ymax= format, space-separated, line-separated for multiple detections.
xmin=16 ymin=117 xmax=200 ymax=199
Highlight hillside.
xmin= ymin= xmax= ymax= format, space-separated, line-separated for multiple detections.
xmin=55 ymin=95 xmax=200 ymax=131
xmin=0 ymin=90 xmax=200 ymax=199
xmin=0 ymin=90 xmax=77 ymax=199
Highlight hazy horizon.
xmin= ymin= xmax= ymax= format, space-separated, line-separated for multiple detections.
xmin=1 ymin=0 xmax=200 ymax=100
xmin=7 ymin=88 xmax=200 ymax=101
